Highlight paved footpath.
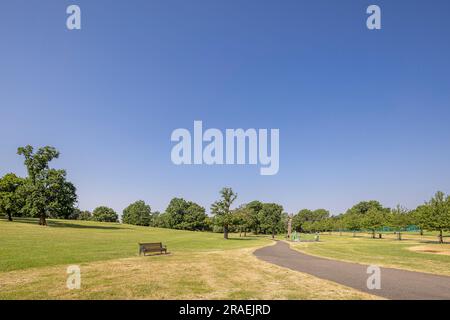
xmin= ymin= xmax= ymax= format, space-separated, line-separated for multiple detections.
xmin=254 ymin=241 xmax=450 ymax=300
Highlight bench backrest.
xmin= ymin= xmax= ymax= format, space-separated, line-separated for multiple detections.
xmin=140 ymin=242 xmax=162 ymax=249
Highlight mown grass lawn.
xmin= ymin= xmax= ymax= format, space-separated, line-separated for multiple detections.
xmin=0 ymin=218 xmax=378 ymax=300
xmin=291 ymin=232 xmax=450 ymax=276
xmin=0 ymin=218 xmax=271 ymax=272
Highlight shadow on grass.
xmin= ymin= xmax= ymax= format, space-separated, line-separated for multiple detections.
xmin=227 ymin=235 xmax=273 ymax=241
xmin=420 ymin=240 xmax=449 ymax=245
xmin=1 ymin=217 xmax=126 ymax=230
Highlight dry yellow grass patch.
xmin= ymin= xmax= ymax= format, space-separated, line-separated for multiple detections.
xmin=408 ymin=245 xmax=450 ymax=256
xmin=0 ymin=248 xmax=380 ymax=300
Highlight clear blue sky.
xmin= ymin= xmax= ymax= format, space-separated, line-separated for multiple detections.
xmin=1 ymin=0 xmax=449 ymax=216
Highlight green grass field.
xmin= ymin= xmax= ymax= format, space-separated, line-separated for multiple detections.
xmin=291 ymin=232 xmax=450 ymax=276
xmin=0 ymin=218 xmax=271 ymax=272
xmin=0 ymin=218 xmax=380 ymax=300
xmin=3 ymin=218 xmax=449 ymax=299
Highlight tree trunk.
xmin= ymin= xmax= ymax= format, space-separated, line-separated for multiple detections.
xmin=7 ymin=211 xmax=13 ymax=222
xmin=223 ymin=225 xmax=229 ymax=239
xmin=39 ymin=215 xmax=47 ymax=226
xmin=438 ymin=230 xmax=443 ymax=244
xmin=244 ymin=229 xmax=247 ymax=237
xmin=372 ymin=230 xmax=376 ymax=239
xmin=420 ymin=229 xmax=423 ymax=236
xmin=397 ymin=232 xmax=402 ymax=241
xmin=272 ymin=228 xmax=275 ymax=239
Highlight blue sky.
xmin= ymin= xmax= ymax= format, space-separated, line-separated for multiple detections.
xmin=1 ymin=0 xmax=450 ymax=216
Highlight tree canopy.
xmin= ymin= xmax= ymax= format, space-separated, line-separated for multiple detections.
xmin=0 ymin=173 xmax=25 ymax=221
xmin=122 ymin=200 xmax=152 ymax=226
xmin=92 ymin=206 xmax=118 ymax=223
xmin=415 ymin=192 xmax=450 ymax=243
xmin=211 ymin=187 xmax=237 ymax=239
xmin=17 ymin=146 xmax=77 ymax=225
xmin=164 ymin=198 xmax=208 ymax=230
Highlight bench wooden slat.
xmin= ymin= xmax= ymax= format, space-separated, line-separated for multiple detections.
xmin=138 ymin=242 xmax=167 ymax=256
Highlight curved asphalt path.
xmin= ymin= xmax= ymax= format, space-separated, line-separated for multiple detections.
xmin=254 ymin=241 xmax=450 ymax=300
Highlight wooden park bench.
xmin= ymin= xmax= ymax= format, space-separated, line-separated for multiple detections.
xmin=139 ymin=242 xmax=168 ymax=256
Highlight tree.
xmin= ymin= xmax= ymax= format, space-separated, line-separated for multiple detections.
xmin=78 ymin=210 xmax=92 ymax=220
xmin=362 ymin=208 xmax=390 ymax=239
xmin=45 ymin=169 xmax=77 ymax=219
xmin=348 ymin=200 xmax=388 ymax=215
xmin=342 ymin=212 xmax=362 ymax=236
xmin=416 ymin=192 xmax=450 ymax=243
xmin=68 ymin=208 xmax=81 ymax=220
xmin=233 ymin=205 xmax=253 ymax=237
xmin=165 ymin=198 xmax=187 ymax=229
xmin=151 ymin=211 xmax=170 ymax=228
xmin=17 ymin=145 xmax=77 ymax=225
xmin=312 ymin=209 xmax=330 ymax=221
xmin=164 ymin=198 xmax=208 ymax=230
xmin=259 ymin=203 xmax=283 ymax=239
xmin=92 ymin=206 xmax=118 ymax=222
xmin=292 ymin=208 xmax=330 ymax=232
xmin=211 ymin=187 xmax=237 ymax=239
xmin=0 ymin=173 xmax=25 ymax=221
xmin=390 ymin=205 xmax=412 ymax=240
xmin=292 ymin=209 xmax=311 ymax=232
xmin=245 ymin=200 xmax=263 ymax=234
xmin=342 ymin=200 xmax=390 ymax=237
xmin=302 ymin=220 xmax=315 ymax=233
xmin=122 ymin=200 xmax=151 ymax=226
xmin=182 ymin=202 xmax=208 ymax=230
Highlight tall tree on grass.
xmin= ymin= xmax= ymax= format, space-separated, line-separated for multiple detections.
xmin=233 ymin=205 xmax=253 ymax=237
xmin=182 ymin=202 xmax=209 ymax=231
xmin=246 ymin=200 xmax=263 ymax=234
xmin=17 ymin=146 xmax=77 ymax=225
xmin=211 ymin=187 xmax=237 ymax=239
xmin=122 ymin=200 xmax=151 ymax=226
xmin=0 ymin=173 xmax=25 ymax=221
xmin=344 ymin=213 xmax=363 ymax=236
xmin=259 ymin=203 xmax=283 ymax=239
xmin=390 ymin=205 xmax=412 ymax=240
xmin=362 ymin=208 xmax=390 ymax=239
xmin=416 ymin=192 xmax=450 ymax=244
xmin=164 ymin=198 xmax=208 ymax=230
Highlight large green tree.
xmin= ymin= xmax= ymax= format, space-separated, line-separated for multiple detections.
xmin=92 ymin=206 xmax=118 ymax=222
xmin=122 ymin=200 xmax=151 ymax=226
xmin=416 ymin=192 xmax=450 ymax=243
xmin=259 ymin=203 xmax=283 ymax=239
xmin=348 ymin=200 xmax=388 ymax=215
xmin=292 ymin=208 xmax=330 ymax=232
xmin=233 ymin=205 xmax=253 ymax=237
xmin=164 ymin=198 xmax=208 ymax=230
xmin=342 ymin=200 xmax=390 ymax=236
xmin=211 ymin=187 xmax=237 ymax=239
xmin=0 ymin=173 xmax=25 ymax=221
xmin=390 ymin=205 xmax=412 ymax=240
xmin=245 ymin=200 xmax=263 ymax=234
xmin=17 ymin=146 xmax=77 ymax=225
xmin=361 ymin=208 xmax=390 ymax=238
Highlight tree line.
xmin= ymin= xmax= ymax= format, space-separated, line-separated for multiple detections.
xmin=1 ymin=145 xmax=449 ymax=242
xmin=290 ymin=197 xmax=450 ymax=243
